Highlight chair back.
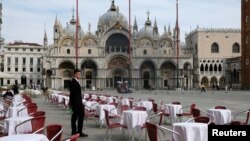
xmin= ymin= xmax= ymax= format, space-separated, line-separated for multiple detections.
xmin=145 ymin=122 xmax=158 ymax=141
xmin=31 ymin=116 xmax=46 ymax=133
xmin=172 ymin=101 xmax=181 ymax=105
xmin=192 ymin=108 xmax=201 ymax=117
xmin=26 ymin=105 xmax=38 ymax=114
xmin=189 ymin=104 xmax=196 ymax=115
xmin=69 ymin=133 xmax=80 ymax=141
xmin=133 ymin=106 xmax=147 ymax=111
xmin=29 ymin=111 xmax=46 ymax=117
xmin=152 ymin=103 xmax=158 ymax=113
xmin=47 ymin=124 xmax=63 ymax=141
xmin=214 ymin=106 xmax=226 ymax=109
xmin=194 ymin=116 xmax=211 ymax=124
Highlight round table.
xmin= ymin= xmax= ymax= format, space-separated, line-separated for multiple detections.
xmin=0 ymin=134 xmax=49 ymax=141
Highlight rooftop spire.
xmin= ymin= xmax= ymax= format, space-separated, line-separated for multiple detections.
xmin=133 ymin=16 xmax=138 ymax=31
xmin=110 ymin=0 xmax=116 ymax=11
xmin=145 ymin=11 xmax=151 ymax=26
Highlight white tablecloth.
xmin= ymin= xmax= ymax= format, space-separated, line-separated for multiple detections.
xmin=4 ymin=116 xmax=32 ymax=135
xmin=95 ymin=104 xmax=117 ymax=125
xmin=119 ymin=99 xmax=130 ymax=106
xmin=0 ymin=134 xmax=49 ymax=141
xmin=7 ymin=106 xmax=28 ymax=117
xmin=173 ymin=122 xmax=208 ymax=141
xmin=136 ymin=101 xmax=152 ymax=111
xmin=164 ymin=104 xmax=182 ymax=123
xmin=207 ymin=108 xmax=232 ymax=125
xmin=122 ymin=110 xmax=148 ymax=141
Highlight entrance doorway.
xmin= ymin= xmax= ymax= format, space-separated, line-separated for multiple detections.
xmin=114 ymin=76 xmax=122 ymax=88
xmin=64 ymin=80 xmax=71 ymax=89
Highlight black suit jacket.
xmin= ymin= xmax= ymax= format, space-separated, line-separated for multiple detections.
xmin=69 ymin=78 xmax=83 ymax=109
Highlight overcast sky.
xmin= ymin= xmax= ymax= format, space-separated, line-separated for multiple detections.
xmin=2 ymin=0 xmax=241 ymax=45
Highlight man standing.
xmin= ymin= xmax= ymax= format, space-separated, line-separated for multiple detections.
xmin=69 ymin=69 xmax=88 ymax=137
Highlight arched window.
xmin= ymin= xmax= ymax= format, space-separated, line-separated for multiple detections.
xmin=218 ymin=64 xmax=222 ymax=72
xmin=211 ymin=43 xmax=219 ymax=53
xmin=200 ymin=64 xmax=204 ymax=72
xmin=214 ymin=64 xmax=218 ymax=72
xmin=66 ymin=49 xmax=70 ymax=54
xmin=232 ymin=43 xmax=240 ymax=53
xmin=209 ymin=64 xmax=213 ymax=72
xmin=143 ymin=50 xmax=147 ymax=55
xmin=205 ymin=64 xmax=208 ymax=71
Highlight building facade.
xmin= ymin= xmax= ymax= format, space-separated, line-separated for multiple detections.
xmin=1 ymin=42 xmax=46 ymax=87
xmin=241 ymin=0 xmax=250 ymax=89
xmin=42 ymin=1 xmax=193 ymax=90
xmin=185 ymin=28 xmax=241 ymax=89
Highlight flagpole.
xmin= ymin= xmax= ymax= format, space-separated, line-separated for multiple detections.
xmin=75 ymin=0 xmax=79 ymax=69
xmin=176 ymin=0 xmax=180 ymax=89
xmin=128 ymin=0 xmax=132 ymax=89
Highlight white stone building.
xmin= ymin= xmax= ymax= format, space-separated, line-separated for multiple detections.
xmin=185 ymin=28 xmax=241 ymax=89
xmin=42 ymin=1 xmax=193 ymax=90
xmin=1 ymin=42 xmax=46 ymax=87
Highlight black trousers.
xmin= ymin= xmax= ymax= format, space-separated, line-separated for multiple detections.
xmin=71 ymin=106 xmax=84 ymax=134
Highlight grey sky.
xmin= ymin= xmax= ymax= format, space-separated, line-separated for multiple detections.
xmin=2 ymin=0 xmax=241 ymax=45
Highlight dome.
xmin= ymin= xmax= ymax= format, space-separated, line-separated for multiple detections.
xmin=97 ymin=1 xmax=127 ymax=30
xmin=64 ymin=17 xmax=84 ymax=36
xmin=137 ymin=25 xmax=154 ymax=38
xmin=136 ymin=12 xmax=156 ymax=38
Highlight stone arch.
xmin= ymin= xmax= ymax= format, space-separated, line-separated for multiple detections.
xmin=105 ymin=33 xmax=128 ymax=54
xmin=160 ymin=61 xmax=177 ymax=88
xmin=201 ymin=76 xmax=209 ymax=87
xmin=140 ymin=60 xmax=156 ymax=89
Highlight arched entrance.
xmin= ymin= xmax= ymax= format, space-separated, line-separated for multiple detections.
xmin=46 ymin=70 xmax=52 ymax=88
xmin=107 ymin=56 xmax=128 ymax=88
xmin=210 ymin=77 xmax=218 ymax=86
xmin=113 ymin=69 xmax=125 ymax=88
xmin=219 ymin=77 xmax=225 ymax=88
xmin=160 ymin=61 xmax=176 ymax=89
xmin=140 ymin=60 xmax=156 ymax=89
xmin=58 ymin=61 xmax=75 ymax=89
xmin=201 ymin=77 xmax=209 ymax=87
xmin=81 ymin=60 xmax=98 ymax=89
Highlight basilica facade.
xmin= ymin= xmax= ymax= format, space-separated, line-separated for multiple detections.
xmin=42 ymin=1 xmax=193 ymax=90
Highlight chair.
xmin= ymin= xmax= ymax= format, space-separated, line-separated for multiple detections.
xmin=139 ymin=112 xmax=164 ymax=141
xmin=176 ymin=103 xmax=196 ymax=122
xmin=214 ymin=106 xmax=226 ymax=109
xmin=232 ymin=110 xmax=250 ymax=125
xmin=34 ymin=124 xmax=63 ymax=141
xmin=18 ymin=105 xmax=38 ymax=116
xmin=145 ymin=122 xmax=181 ymax=141
xmin=103 ymin=109 xmax=127 ymax=141
xmin=15 ymin=116 xmax=46 ymax=134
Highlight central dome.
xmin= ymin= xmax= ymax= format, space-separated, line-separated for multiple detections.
xmin=98 ymin=0 xmax=128 ymax=31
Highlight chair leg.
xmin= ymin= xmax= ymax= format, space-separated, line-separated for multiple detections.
xmin=109 ymin=129 xmax=113 ymax=141
xmin=105 ymin=128 xmax=110 ymax=141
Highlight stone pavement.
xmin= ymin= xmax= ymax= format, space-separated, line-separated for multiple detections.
xmin=32 ymin=89 xmax=250 ymax=141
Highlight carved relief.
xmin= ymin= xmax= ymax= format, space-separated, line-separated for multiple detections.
xmin=108 ymin=57 xmax=128 ymax=69
xmin=160 ymin=40 xmax=172 ymax=47
xmin=140 ymin=39 xmax=152 ymax=47
xmin=62 ymin=39 xmax=74 ymax=47
xmin=83 ymin=38 xmax=97 ymax=47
